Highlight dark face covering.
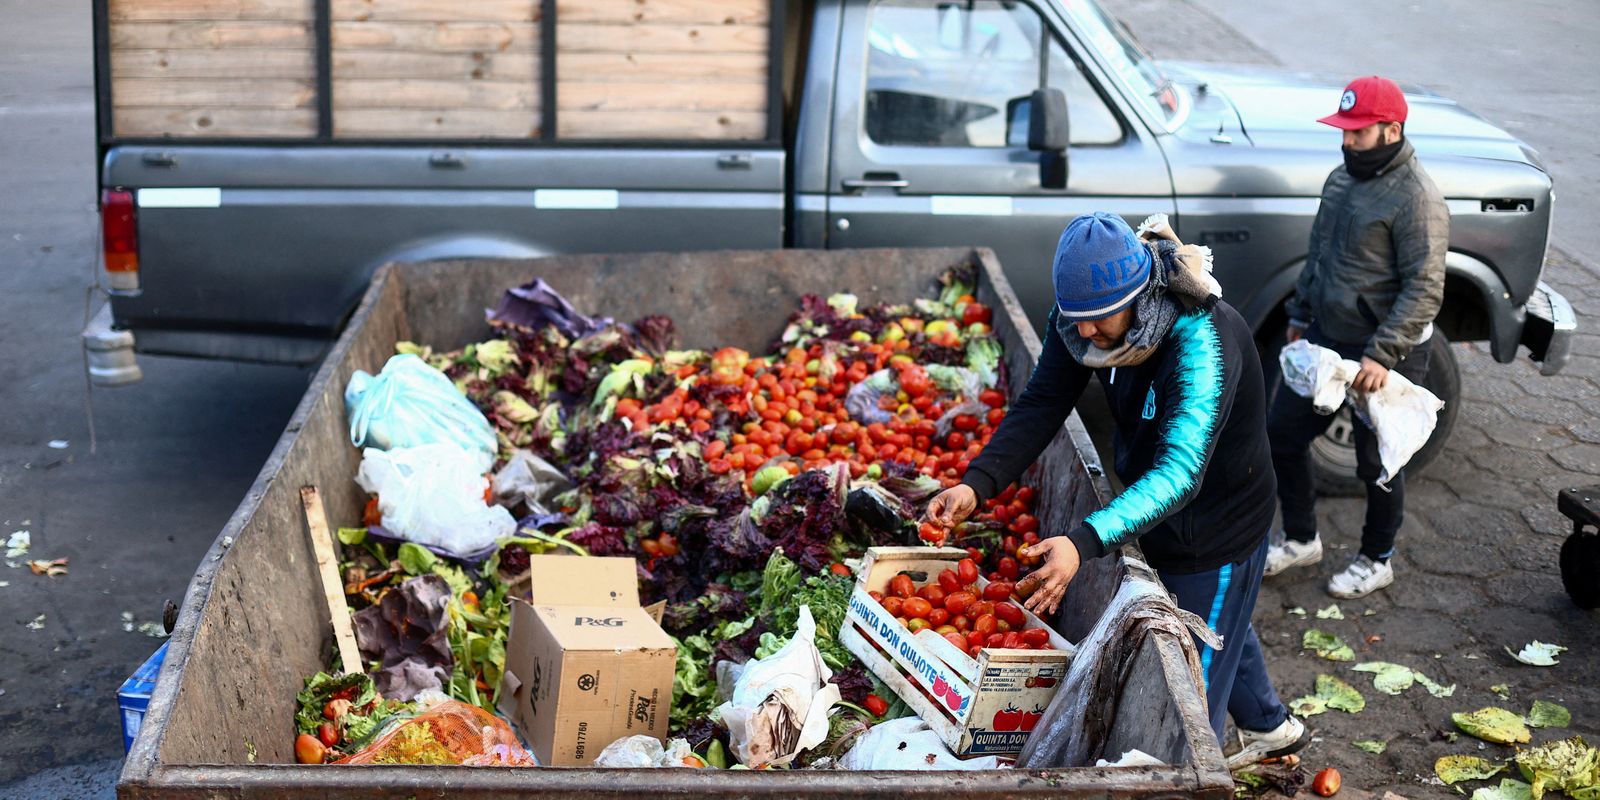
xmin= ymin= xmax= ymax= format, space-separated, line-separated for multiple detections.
xmin=1342 ymin=136 xmax=1405 ymax=181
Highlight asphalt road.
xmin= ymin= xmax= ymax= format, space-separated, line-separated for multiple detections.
xmin=0 ymin=1 xmax=1595 ymax=797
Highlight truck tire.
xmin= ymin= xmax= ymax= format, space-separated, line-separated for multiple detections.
xmin=1309 ymin=332 xmax=1460 ymax=496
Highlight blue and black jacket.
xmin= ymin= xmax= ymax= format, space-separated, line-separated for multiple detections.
xmin=963 ymin=301 xmax=1274 ymax=574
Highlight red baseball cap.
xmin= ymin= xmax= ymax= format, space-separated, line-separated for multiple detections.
xmin=1318 ymin=76 xmax=1408 ymax=130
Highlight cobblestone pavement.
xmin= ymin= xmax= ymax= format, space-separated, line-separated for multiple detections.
xmin=1106 ymin=1 xmax=1600 ymax=795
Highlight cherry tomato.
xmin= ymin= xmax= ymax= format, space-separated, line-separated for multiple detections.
xmin=957 ymin=558 xmax=980 ymax=584
xmin=995 ymin=602 xmax=1025 ymax=627
xmin=889 ymin=574 xmax=916 ymax=599
xmin=962 ymin=302 xmax=993 ymax=326
xmin=943 ymin=591 xmax=974 ymax=616
xmin=979 ymin=388 xmax=1006 ymax=408
xmin=953 ymin=414 xmax=980 ymax=432
xmin=864 ymin=694 xmax=890 ymax=717
xmin=938 ymin=569 xmax=961 ymax=593
xmin=902 ymin=597 xmax=933 ymax=620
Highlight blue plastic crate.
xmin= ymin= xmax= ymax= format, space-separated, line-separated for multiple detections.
xmin=118 ymin=641 xmax=169 ymax=753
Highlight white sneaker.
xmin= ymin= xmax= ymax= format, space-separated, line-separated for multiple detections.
xmin=1226 ymin=715 xmax=1309 ymax=770
xmin=1264 ymin=530 xmax=1322 ymax=577
xmin=1327 ymin=555 xmax=1394 ymax=599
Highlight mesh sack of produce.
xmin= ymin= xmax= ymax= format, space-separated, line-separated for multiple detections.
xmin=335 ymin=699 xmax=535 ymax=766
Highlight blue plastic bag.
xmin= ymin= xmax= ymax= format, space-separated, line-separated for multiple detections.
xmin=346 ymin=354 xmax=497 ymax=472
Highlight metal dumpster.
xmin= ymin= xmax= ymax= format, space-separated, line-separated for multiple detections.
xmin=119 ymin=247 xmax=1232 ymax=798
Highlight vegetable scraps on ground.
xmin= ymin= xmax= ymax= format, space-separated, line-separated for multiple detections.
xmin=298 ymin=266 xmax=1056 ymax=767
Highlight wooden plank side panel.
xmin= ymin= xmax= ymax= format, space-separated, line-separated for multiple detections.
xmin=107 ymin=0 xmax=313 ymax=21
xmin=334 ymin=50 xmax=537 ymax=81
xmin=334 ymin=79 xmax=536 ymax=110
xmin=558 ymin=110 xmax=765 ymax=140
xmin=113 ymin=106 xmax=317 ymax=137
xmin=110 ymin=20 xmax=313 ymax=49
xmin=555 ymin=0 xmax=767 ymax=25
xmin=330 ymin=0 xmax=539 ymax=22
xmin=557 ymin=23 xmax=768 ymax=54
xmin=558 ymin=80 xmax=763 ymax=112
xmin=333 ymin=108 xmax=540 ymax=138
xmin=558 ymin=51 xmax=763 ymax=83
xmin=331 ymin=21 xmax=538 ymax=52
xmin=113 ymin=78 xmax=315 ymax=108
xmin=111 ymin=48 xmax=315 ymax=79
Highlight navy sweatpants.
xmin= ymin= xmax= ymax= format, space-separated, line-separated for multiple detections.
xmin=1158 ymin=536 xmax=1288 ymax=742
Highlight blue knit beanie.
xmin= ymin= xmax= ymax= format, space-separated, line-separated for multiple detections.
xmin=1052 ymin=212 xmax=1152 ymax=322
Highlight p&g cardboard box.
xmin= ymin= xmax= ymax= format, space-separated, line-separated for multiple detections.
xmin=498 ymin=556 xmax=676 ymax=766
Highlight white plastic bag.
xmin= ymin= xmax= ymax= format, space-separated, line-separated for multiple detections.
xmin=838 ymin=716 xmax=1004 ymax=770
xmin=355 ymin=443 xmax=516 ymax=558
xmin=592 ymin=735 xmax=694 ymax=768
xmin=1361 ymin=370 xmax=1445 ymax=488
xmin=715 ymin=606 xmax=841 ymax=768
xmin=1279 ymin=340 xmax=1357 ymax=415
xmin=491 ymin=449 xmax=574 ymax=515
xmin=1278 ymin=341 xmax=1443 ymax=488
xmin=346 ymin=354 xmax=497 ymax=473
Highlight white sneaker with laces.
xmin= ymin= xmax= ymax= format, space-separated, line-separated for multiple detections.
xmin=1264 ymin=530 xmax=1322 ymax=577
xmin=1327 ymin=555 xmax=1394 ymax=599
xmin=1226 ymin=715 xmax=1309 ymax=770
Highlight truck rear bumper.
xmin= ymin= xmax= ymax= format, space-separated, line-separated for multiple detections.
xmin=83 ymin=301 xmax=143 ymax=386
xmin=1520 ymin=280 xmax=1576 ymax=376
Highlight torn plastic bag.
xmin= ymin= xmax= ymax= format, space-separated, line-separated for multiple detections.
xmin=355 ymin=443 xmax=517 ymax=558
xmin=1016 ymin=569 xmax=1220 ymax=768
xmin=593 ymin=735 xmax=697 ymax=768
xmin=843 ymin=369 xmax=897 ymax=425
xmin=335 ymin=699 xmax=535 ymax=766
xmin=492 ymin=449 xmax=575 ymax=516
xmin=352 ymin=574 xmax=453 ymax=702
xmin=838 ymin=716 xmax=1004 ymax=770
xmin=715 ymin=605 xmax=842 ymax=768
xmin=1096 ymin=749 xmax=1165 ymax=767
xmin=346 ymin=354 xmax=497 ymax=472
xmin=486 ymin=277 xmax=613 ymax=340
xmin=845 ymin=482 xmax=912 ymax=533
xmin=1279 ymin=340 xmax=1357 ymax=415
xmin=1279 ymin=340 xmax=1443 ymax=487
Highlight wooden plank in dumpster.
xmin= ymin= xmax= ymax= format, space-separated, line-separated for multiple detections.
xmin=118 ymin=248 xmax=1231 ymax=799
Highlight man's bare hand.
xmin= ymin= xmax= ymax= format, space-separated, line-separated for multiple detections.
xmin=1352 ymin=356 xmax=1389 ymax=393
xmin=1014 ymin=537 xmax=1081 ymax=617
xmin=1285 ymin=325 xmax=1304 ymax=344
xmin=924 ymin=484 xmax=977 ymax=528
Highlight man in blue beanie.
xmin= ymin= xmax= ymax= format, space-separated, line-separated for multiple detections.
xmin=927 ymin=211 xmax=1304 ymax=768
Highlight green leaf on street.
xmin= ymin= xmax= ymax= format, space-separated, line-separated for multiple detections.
xmin=1526 ymin=700 xmax=1571 ymax=729
xmin=1453 ymin=707 xmax=1532 ymax=745
xmin=1303 ymin=628 xmax=1355 ymax=662
xmin=1354 ymin=739 xmax=1387 ymax=754
xmin=1437 ymin=754 xmax=1505 ymax=784
xmin=1471 ymin=779 xmax=1533 ymax=800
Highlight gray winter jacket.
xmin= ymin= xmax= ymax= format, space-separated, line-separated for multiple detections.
xmin=1285 ymin=139 xmax=1448 ymax=368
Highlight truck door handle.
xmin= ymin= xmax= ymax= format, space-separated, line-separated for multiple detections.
xmin=842 ymin=173 xmax=909 ymax=192
xmin=428 ymin=152 xmax=466 ymax=169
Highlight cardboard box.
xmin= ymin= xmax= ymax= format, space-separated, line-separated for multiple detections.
xmin=498 ymin=556 xmax=676 ymax=766
xmin=840 ymin=547 xmax=1076 ymax=756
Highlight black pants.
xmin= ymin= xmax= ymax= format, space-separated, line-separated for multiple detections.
xmin=1268 ymin=325 xmax=1432 ymax=562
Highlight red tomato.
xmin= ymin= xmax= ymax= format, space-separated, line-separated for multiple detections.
xmin=978 ymin=388 xmax=1006 ymax=408
xmin=969 ymin=600 xmax=995 ymax=619
xmin=997 ymin=484 xmax=1018 ymax=505
xmin=889 ymin=574 xmax=916 ymax=599
xmin=1002 ymin=631 xmax=1023 ymax=649
xmin=987 ymin=407 xmax=1005 ymax=426
xmin=881 ymin=596 xmax=904 ymax=617
xmin=982 ymin=581 xmax=1013 ymax=601
xmin=868 ymin=590 xmax=884 ymax=602
xmin=985 ymin=632 xmax=1006 ymax=648
xmin=997 ymin=556 xmax=1020 ymax=579
xmin=943 ymin=632 xmax=968 ymax=651
xmin=953 ymin=414 xmax=980 ymax=431
xmin=1012 ymin=514 xmax=1038 ymax=535
xmin=946 ymin=432 xmax=967 ymax=451
xmin=902 ymin=598 xmax=933 ymax=620
xmin=966 ymin=546 xmax=985 ymax=563
xmin=993 ymin=504 xmax=1012 ymax=525
xmin=1021 ymin=627 xmax=1050 ymax=647
xmin=962 ymin=302 xmax=993 ymax=326
xmin=943 ymin=591 xmax=975 ymax=616
xmin=994 ymin=602 xmax=1025 ymax=627
xmin=830 ymin=562 xmax=853 ymax=577
xmin=657 ymin=533 xmax=680 ymax=557
xmin=864 ymin=694 xmax=889 ymax=717
xmin=927 ymin=608 xmax=950 ymax=627
xmin=956 ymin=558 xmax=980 ymax=584
xmin=918 ymin=522 xmax=947 ymax=544
xmin=966 ymin=631 xmax=986 ymax=649
xmin=973 ymin=614 xmax=997 ymax=637
xmin=317 ymin=722 xmax=340 ymax=748
xmin=1312 ymin=768 xmax=1341 ymax=797
xmin=295 ymin=733 xmax=326 ymax=764
xmin=1015 ymin=486 xmax=1036 ymax=507
xmin=938 ymin=569 xmax=961 ymax=593
xmin=950 ymin=614 xmax=971 ymax=632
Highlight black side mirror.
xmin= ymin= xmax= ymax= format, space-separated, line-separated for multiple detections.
xmin=1027 ymin=88 xmax=1069 ymax=189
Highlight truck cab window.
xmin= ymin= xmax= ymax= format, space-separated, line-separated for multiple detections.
xmin=864 ymin=0 xmax=1121 ymax=148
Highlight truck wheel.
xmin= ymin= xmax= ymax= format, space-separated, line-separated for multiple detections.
xmin=1310 ymin=333 xmax=1461 ymax=496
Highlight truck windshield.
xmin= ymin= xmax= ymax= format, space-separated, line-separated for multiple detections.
xmin=1059 ymin=0 xmax=1185 ymax=130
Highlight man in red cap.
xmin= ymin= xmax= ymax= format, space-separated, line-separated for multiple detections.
xmin=1265 ymin=76 xmax=1449 ymax=598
